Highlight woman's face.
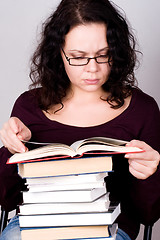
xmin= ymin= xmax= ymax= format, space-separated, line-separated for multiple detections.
xmin=61 ymin=23 xmax=111 ymax=94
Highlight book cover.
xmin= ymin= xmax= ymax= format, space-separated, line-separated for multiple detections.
xmin=18 ymin=155 xmax=112 ymax=178
xmin=20 ymin=225 xmax=110 ymax=240
xmin=21 ymin=223 xmax=118 ymax=240
xmin=20 ymin=224 xmax=118 ymax=240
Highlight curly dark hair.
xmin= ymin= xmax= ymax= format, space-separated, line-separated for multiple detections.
xmin=30 ymin=0 xmax=138 ymax=110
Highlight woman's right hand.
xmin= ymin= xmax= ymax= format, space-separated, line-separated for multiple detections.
xmin=0 ymin=117 xmax=31 ymax=154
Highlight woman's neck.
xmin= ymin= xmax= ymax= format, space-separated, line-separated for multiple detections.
xmin=65 ymin=86 xmax=109 ymax=105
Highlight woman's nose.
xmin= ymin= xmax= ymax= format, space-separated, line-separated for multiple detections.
xmin=85 ymin=58 xmax=99 ymax=72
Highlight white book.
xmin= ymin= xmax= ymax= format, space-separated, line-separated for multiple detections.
xmin=19 ymin=203 xmax=120 ymax=227
xmin=19 ymin=193 xmax=110 ymax=215
xmin=25 ymin=172 xmax=108 ymax=185
xmin=22 ymin=187 xmax=106 ymax=203
xmin=27 ymin=181 xmax=105 ymax=192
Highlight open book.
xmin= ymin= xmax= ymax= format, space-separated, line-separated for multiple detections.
xmin=7 ymin=136 xmax=143 ymax=164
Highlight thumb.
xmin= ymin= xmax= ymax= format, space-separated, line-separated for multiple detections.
xmin=126 ymin=139 xmax=151 ymax=151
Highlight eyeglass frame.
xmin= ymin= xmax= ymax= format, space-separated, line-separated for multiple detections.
xmin=61 ymin=48 xmax=112 ymax=66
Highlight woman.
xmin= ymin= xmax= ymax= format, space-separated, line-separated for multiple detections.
xmin=0 ymin=0 xmax=160 ymax=239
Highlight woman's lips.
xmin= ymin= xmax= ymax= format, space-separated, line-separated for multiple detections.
xmin=84 ymin=79 xmax=99 ymax=84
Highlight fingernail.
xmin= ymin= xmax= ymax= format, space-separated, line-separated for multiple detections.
xmin=21 ymin=148 xmax=26 ymax=153
xmin=125 ymin=154 xmax=129 ymax=158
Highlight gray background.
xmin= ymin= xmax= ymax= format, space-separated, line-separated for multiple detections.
xmin=0 ymin=1 xmax=160 ymax=239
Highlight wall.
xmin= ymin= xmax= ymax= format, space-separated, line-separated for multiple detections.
xmin=113 ymin=0 xmax=160 ymax=105
xmin=0 ymin=0 xmax=160 ymax=239
xmin=0 ymin=0 xmax=60 ymax=130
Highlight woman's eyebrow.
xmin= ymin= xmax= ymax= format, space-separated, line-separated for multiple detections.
xmin=68 ymin=47 xmax=109 ymax=54
xmin=68 ymin=50 xmax=86 ymax=54
xmin=96 ymin=47 xmax=109 ymax=54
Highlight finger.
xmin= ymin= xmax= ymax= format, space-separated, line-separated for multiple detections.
xmin=7 ymin=146 xmax=28 ymax=155
xmin=1 ymin=123 xmax=27 ymax=153
xmin=129 ymin=159 xmax=153 ymax=179
xmin=11 ymin=117 xmax=32 ymax=141
xmin=128 ymin=159 xmax=153 ymax=171
xmin=0 ymin=118 xmax=28 ymax=153
xmin=128 ymin=159 xmax=158 ymax=178
xmin=125 ymin=149 xmax=160 ymax=165
xmin=17 ymin=127 xmax=31 ymax=142
xmin=4 ymin=131 xmax=27 ymax=153
xmin=125 ymin=140 xmax=159 ymax=161
xmin=129 ymin=164 xmax=147 ymax=179
xmin=0 ymin=118 xmax=20 ymax=144
xmin=125 ymin=151 xmax=152 ymax=161
xmin=5 ymin=117 xmax=31 ymax=152
xmin=0 ymin=125 xmax=15 ymax=147
xmin=8 ymin=117 xmax=21 ymax=134
xmin=126 ymin=140 xmax=152 ymax=151
xmin=129 ymin=158 xmax=159 ymax=173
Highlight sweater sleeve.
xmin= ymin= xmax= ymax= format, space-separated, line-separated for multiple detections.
xmin=129 ymin=97 xmax=160 ymax=225
xmin=0 ymin=147 xmax=25 ymax=211
xmin=0 ymin=91 xmax=35 ymax=211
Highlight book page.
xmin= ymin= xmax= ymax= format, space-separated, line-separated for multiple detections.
xmin=8 ymin=143 xmax=76 ymax=163
xmin=78 ymin=137 xmax=129 ymax=148
xmin=70 ymin=137 xmax=128 ymax=152
xmin=70 ymin=139 xmax=86 ymax=151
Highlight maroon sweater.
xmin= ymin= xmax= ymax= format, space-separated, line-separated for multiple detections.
xmin=0 ymin=88 xmax=160 ymax=239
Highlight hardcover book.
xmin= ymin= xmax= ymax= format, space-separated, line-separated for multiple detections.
xmin=20 ymin=224 xmax=118 ymax=240
xmin=19 ymin=203 xmax=120 ymax=227
xmin=7 ymin=136 xmax=143 ymax=164
xmin=17 ymin=155 xmax=112 ymax=178
xmin=19 ymin=193 xmax=110 ymax=215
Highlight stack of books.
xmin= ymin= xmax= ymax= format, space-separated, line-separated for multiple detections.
xmin=19 ymin=173 xmax=120 ymax=240
xmin=7 ymin=137 xmax=142 ymax=239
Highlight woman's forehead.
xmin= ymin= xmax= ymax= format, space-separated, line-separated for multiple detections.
xmin=63 ymin=23 xmax=108 ymax=51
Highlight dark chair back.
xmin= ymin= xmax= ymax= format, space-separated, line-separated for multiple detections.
xmin=143 ymin=225 xmax=153 ymax=240
xmin=0 ymin=208 xmax=8 ymax=235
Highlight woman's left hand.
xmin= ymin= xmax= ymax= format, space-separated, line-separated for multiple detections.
xmin=125 ymin=140 xmax=160 ymax=179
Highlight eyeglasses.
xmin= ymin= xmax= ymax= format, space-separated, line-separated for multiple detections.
xmin=62 ymin=48 xmax=112 ymax=66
